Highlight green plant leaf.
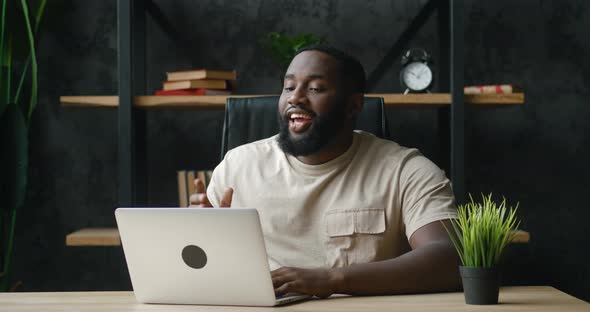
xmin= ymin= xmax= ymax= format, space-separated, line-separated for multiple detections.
xmin=0 ymin=0 xmax=6 ymax=75
xmin=0 ymin=0 xmax=45 ymax=291
xmin=260 ymin=32 xmax=324 ymax=70
xmin=14 ymin=0 xmax=46 ymax=107
xmin=0 ymin=105 xmax=28 ymax=291
xmin=5 ymin=36 xmax=11 ymax=104
xmin=0 ymin=0 xmax=6 ymax=112
xmin=18 ymin=0 xmax=37 ymax=121
xmin=2 ymin=1 xmax=25 ymax=63
xmin=1 ymin=1 xmax=45 ymax=63
xmin=0 ymin=104 xmax=28 ymax=220
xmin=441 ymin=218 xmax=465 ymax=266
xmin=444 ymin=192 xmax=520 ymax=268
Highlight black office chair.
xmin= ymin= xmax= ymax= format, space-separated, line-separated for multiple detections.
xmin=220 ymin=96 xmax=389 ymax=160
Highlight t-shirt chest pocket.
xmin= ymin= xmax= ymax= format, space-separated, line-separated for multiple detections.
xmin=324 ymin=208 xmax=387 ymax=267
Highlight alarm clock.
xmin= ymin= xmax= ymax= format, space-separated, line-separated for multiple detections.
xmin=400 ymin=48 xmax=433 ymax=94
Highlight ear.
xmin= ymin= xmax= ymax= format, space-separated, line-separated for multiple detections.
xmin=346 ymin=93 xmax=364 ymax=119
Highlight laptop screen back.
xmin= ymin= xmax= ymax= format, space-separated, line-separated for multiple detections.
xmin=115 ymin=208 xmax=278 ymax=306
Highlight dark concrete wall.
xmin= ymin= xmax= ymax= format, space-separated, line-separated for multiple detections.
xmin=9 ymin=0 xmax=589 ymax=301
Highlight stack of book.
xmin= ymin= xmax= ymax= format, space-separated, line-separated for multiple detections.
xmin=177 ymin=170 xmax=213 ymax=207
xmin=155 ymin=69 xmax=236 ymax=96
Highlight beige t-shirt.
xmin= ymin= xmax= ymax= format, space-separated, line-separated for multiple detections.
xmin=207 ymin=131 xmax=457 ymax=270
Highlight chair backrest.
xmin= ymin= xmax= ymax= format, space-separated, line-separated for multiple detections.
xmin=220 ymin=96 xmax=389 ymax=160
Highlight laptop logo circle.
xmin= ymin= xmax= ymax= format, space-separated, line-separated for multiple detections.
xmin=182 ymin=245 xmax=207 ymax=269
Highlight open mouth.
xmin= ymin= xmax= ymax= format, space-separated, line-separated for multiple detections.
xmin=287 ymin=111 xmax=315 ymax=134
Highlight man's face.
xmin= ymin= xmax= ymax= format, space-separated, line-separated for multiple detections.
xmin=277 ymin=51 xmax=349 ymax=156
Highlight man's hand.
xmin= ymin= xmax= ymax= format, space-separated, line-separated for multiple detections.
xmin=271 ymin=267 xmax=341 ymax=298
xmin=188 ymin=179 xmax=233 ymax=207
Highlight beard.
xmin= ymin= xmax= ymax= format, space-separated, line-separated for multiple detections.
xmin=277 ymin=103 xmax=346 ymax=156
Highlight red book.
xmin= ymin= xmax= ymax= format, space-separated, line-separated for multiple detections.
xmin=464 ymin=84 xmax=521 ymax=94
xmin=154 ymin=89 xmax=232 ymax=96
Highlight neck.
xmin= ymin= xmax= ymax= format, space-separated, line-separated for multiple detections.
xmin=295 ymin=129 xmax=354 ymax=165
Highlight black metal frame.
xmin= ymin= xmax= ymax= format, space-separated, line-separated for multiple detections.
xmin=118 ymin=0 xmax=147 ymax=207
xmin=366 ymin=1 xmax=438 ymax=91
xmin=116 ymin=0 xmax=465 ymax=206
xmin=366 ymin=0 xmax=465 ymax=203
xmin=450 ymin=0 xmax=465 ymax=204
xmin=437 ymin=0 xmax=452 ymax=200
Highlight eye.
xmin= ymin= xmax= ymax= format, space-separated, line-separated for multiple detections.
xmin=309 ymin=87 xmax=322 ymax=93
xmin=283 ymin=86 xmax=295 ymax=92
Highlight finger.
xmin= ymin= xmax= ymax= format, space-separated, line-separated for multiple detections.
xmin=198 ymin=194 xmax=212 ymax=207
xmin=271 ymin=267 xmax=285 ymax=276
xmin=194 ymin=178 xmax=206 ymax=194
xmin=189 ymin=193 xmax=199 ymax=206
xmin=271 ymin=267 xmax=292 ymax=278
xmin=275 ymin=281 xmax=300 ymax=297
xmin=219 ymin=187 xmax=234 ymax=208
xmin=272 ymin=274 xmax=291 ymax=288
xmin=189 ymin=193 xmax=212 ymax=207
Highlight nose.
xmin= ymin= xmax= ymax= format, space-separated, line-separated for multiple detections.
xmin=287 ymin=86 xmax=308 ymax=107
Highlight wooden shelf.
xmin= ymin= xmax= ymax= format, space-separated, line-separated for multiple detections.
xmin=65 ymin=227 xmax=530 ymax=247
xmin=62 ymin=91 xmax=525 ymax=247
xmin=511 ymin=229 xmax=531 ymax=243
xmin=375 ymin=93 xmax=524 ymax=106
xmin=66 ymin=228 xmax=121 ymax=246
xmin=60 ymin=93 xmax=524 ymax=109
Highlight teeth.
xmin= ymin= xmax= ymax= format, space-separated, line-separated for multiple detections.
xmin=290 ymin=113 xmax=312 ymax=120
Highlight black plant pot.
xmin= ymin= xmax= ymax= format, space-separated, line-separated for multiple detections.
xmin=459 ymin=266 xmax=500 ymax=305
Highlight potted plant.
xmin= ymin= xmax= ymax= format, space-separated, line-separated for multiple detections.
xmin=444 ymin=193 xmax=520 ymax=305
xmin=260 ymin=32 xmax=324 ymax=84
xmin=0 ymin=0 xmax=46 ymax=291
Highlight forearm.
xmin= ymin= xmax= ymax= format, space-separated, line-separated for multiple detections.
xmin=330 ymin=241 xmax=461 ymax=296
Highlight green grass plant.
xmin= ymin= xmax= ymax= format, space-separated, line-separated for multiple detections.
xmin=444 ymin=193 xmax=520 ymax=268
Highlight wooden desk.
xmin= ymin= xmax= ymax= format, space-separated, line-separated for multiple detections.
xmin=0 ymin=286 xmax=587 ymax=312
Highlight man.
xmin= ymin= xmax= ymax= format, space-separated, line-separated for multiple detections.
xmin=190 ymin=45 xmax=460 ymax=298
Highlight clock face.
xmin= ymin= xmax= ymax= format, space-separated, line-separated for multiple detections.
xmin=402 ymin=62 xmax=432 ymax=91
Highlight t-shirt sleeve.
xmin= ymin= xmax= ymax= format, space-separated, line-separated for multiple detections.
xmin=399 ymin=150 xmax=458 ymax=240
xmin=206 ymin=150 xmax=234 ymax=208
xmin=206 ymin=168 xmax=222 ymax=208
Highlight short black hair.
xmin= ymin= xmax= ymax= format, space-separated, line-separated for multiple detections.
xmin=294 ymin=44 xmax=366 ymax=93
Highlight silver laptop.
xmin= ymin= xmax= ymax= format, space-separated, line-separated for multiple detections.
xmin=115 ymin=207 xmax=310 ymax=306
